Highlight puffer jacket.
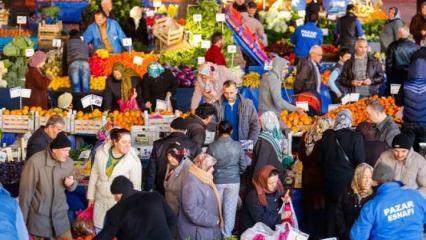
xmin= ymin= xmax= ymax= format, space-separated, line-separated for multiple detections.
xmin=385 ymin=38 xmax=419 ymax=87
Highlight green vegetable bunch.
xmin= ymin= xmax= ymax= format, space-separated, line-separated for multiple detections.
xmin=83 ymin=0 xmax=141 ymax=28
xmin=159 ymin=48 xmax=205 ymax=68
xmin=363 ymin=20 xmax=386 ymax=42
xmin=42 ymin=6 xmax=60 ymax=19
xmin=2 ymin=37 xmax=34 ymax=88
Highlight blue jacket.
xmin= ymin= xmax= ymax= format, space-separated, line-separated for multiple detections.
xmin=350 ymin=182 xmax=426 ymax=240
xmin=291 ymin=22 xmax=323 ymax=58
xmin=0 ymin=186 xmax=28 ymax=240
xmin=83 ymin=19 xmax=128 ymax=53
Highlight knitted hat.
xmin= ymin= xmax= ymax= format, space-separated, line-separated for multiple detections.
xmin=170 ymin=117 xmax=187 ymax=131
xmin=28 ymin=51 xmax=47 ymax=68
xmin=392 ymin=134 xmax=412 ymax=150
xmin=373 ymin=162 xmax=395 ymax=183
xmin=50 ymin=132 xmax=71 ymax=149
xmin=110 ymin=175 xmax=136 ymax=199
xmin=58 ymin=93 xmax=73 ymax=109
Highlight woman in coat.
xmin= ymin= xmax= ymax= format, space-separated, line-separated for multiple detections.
xmin=142 ymin=62 xmax=178 ymax=111
xmin=122 ymin=6 xmax=149 ymax=51
xmin=25 ymin=51 xmax=51 ymax=109
xmin=318 ymin=110 xmax=365 ymax=238
xmin=178 ymin=153 xmax=222 ymax=240
xmin=336 ymin=163 xmax=374 ymax=240
xmin=87 ymin=128 xmax=142 ymax=232
xmin=103 ymin=62 xmax=144 ymax=112
xmin=380 ymin=7 xmax=404 ymax=52
xmin=356 ymin=122 xmax=389 ymax=166
xmin=409 ymin=2 xmax=426 ymax=45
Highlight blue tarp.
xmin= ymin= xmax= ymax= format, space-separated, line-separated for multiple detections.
xmin=54 ymin=1 xmax=89 ymax=23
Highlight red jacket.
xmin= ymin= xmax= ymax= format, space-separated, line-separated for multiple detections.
xmin=205 ymin=45 xmax=227 ymax=66
xmin=24 ymin=67 xmax=51 ymax=109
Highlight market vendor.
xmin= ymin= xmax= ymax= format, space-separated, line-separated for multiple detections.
xmin=142 ymin=62 xmax=178 ymax=112
xmin=123 ymin=6 xmax=149 ymax=52
xmin=83 ymin=10 xmax=128 ymax=54
xmin=205 ymin=32 xmax=227 ymax=67
xmin=103 ymin=62 xmax=144 ymax=112
xmin=291 ymin=13 xmax=323 ymax=60
xmin=25 ymin=51 xmax=51 ymax=110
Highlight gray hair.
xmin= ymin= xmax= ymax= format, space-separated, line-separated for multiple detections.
xmin=46 ymin=115 xmax=65 ymax=127
xmin=309 ymin=45 xmax=322 ymax=55
xmin=194 ymin=153 xmax=217 ymax=170
xmin=398 ymin=26 xmax=410 ymax=39
xmin=367 ymin=100 xmax=385 ymax=113
xmin=355 ymin=38 xmax=368 ymax=46
xmin=101 ymin=0 xmax=111 ymax=5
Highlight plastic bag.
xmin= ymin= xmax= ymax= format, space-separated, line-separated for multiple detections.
xmin=241 ymin=223 xmax=282 ymax=240
xmin=72 ymin=205 xmax=95 ymax=237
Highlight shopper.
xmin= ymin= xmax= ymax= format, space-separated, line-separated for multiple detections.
xmin=329 ymin=47 xmax=351 ymax=101
xmin=122 ymin=6 xmax=149 ymax=51
xmin=95 ymin=176 xmax=176 ymax=240
xmin=24 ymin=50 xmax=50 ymax=109
xmin=0 ymin=183 xmax=29 ymax=240
xmin=294 ymin=45 xmax=323 ymax=94
xmin=26 ymin=115 xmax=65 ymax=160
xmin=409 ymin=1 xmax=426 ymax=45
xmin=207 ymin=121 xmax=247 ymax=237
xmin=19 ymin=132 xmax=77 ymax=239
xmin=339 ymin=38 xmax=384 ymax=98
xmin=186 ymin=103 xmax=217 ymax=148
xmin=232 ymin=0 xmax=248 ymax=13
xmin=366 ymin=100 xmax=400 ymax=147
xmin=205 ymin=32 xmax=227 ymax=66
xmin=142 ymin=62 xmax=178 ymax=111
xmin=380 ymin=7 xmax=404 ymax=53
xmin=213 ymin=80 xmax=260 ymax=142
xmin=334 ymin=4 xmax=364 ymax=52
xmin=103 ymin=62 xmax=144 ymax=112
xmin=242 ymin=2 xmax=266 ymax=44
xmin=304 ymin=0 xmax=320 ymax=24
xmin=291 ymin=14 xmax=323 ymax=59
xmin=350 ymin=162 xmax=426 ymax=240
xmin=336 ymin=163 xmax=374 ymax=240
xmin=178 ymin=153 xmax=222 ymax=240
xmin=318 ymin=110 xmax=365 ymax=237
xmin=57 ymin=92 xmax=73 ymax=110
xmin=356 ymin=122 xmax=389 ymax=167
xmin=83 ymin=10 xmax=127 ymax=53
xmin=190 ymin=62 xmax=240 ymax=111
xmin=87 ymin=128 xmax=142 ymax=233
xmin=375 ymin=134 xmax=426 ymax=197
xmin=100 ymin=0 xmax=114 ymax=19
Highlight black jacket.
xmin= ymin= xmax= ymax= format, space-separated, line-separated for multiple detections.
xmin=251 ymin=137 xmax=285 ymax=183
xmin=103 ymin=75 xmax=144 ymax=111
xmin=339 ymin=54 xmax=384 ymax=95
xmin=62 ymin=38 xmax=90 ymax=73
xmin=385 ymin=38 xmax=419 ymax=87
xmin=122 ymin=17 xmax=149 ymax=46
xmin=336 ymin=187 xmax=373 ymax=240
xmin=363 ymin=140 xmax=389 ymax=167
xmin=294 ymin=58 xmax=320 ymax=94
xmin=95 ymin=192 xmax=176 ymax=240
xmin=185 ymin=114 xmax=208 ymax=148
xmin=26 ymin=127 xmax=52 ymax=160
xmin=145 ymin=132 xmax=200 ymax=194
xmin=142 ymin=70 xmax=178 ymax=110
xmin=336 ymin=13 xmax=359 ymax=48
xmin=319 ymin=129 xmax=365 ymax=202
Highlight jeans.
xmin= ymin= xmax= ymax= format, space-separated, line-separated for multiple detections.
xmin=217 ymin=183 xmax=240 ymax=237
xmin=69 ymin=60 xmax=90 ymax=93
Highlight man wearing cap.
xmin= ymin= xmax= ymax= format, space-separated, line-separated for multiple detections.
xmin=19 ymin=132 xmax=77 ymax=239
xmin=145 ymin=117 xmax=201 ymax=194
xmin=350 ymin=162 xmax=426 ymax=239
xmin=375 ymin=133 xmax=426 ymax=197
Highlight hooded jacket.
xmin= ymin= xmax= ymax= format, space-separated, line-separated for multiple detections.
xmin=380 ymin=8 xmax=404 ymax=52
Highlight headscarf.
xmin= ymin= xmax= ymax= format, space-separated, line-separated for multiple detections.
xmin=112 ymin=62 xmax=138 ymax=102
xmin=334 ymin=109 xmax=353 ymax=130
xmin=351 ymin=163 xmax=374 ymax=199
xmin=259 ymin=111 xmax=286 ymax=159
xmin=388 ymin=7 xmax=400 ymax=21
xmin=130 ymin=6 xmax=142 ymax=29
xmin=147 ymin=62 xmax=165 ymax=78
xmin=198 ymin=62 xmax=218 ymax=80
xmin=268 ymin=55 xmax=290 ymax=83
xmin=304 ymin=117 xmax=334 ymax=156
xmin=28 ymin=51 xmax=47 ymax=68
xmin=252 ymin=165 xmax=284 ymax=206
xmin=166 ymin=143 xmax=187 ymax=165
xmin=356 ymin=121 xmax=379 ymax=141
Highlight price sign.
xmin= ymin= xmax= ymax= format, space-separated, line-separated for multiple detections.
xmin=296 ymin=101 xmax=309 ymax=111
xmin=296 ymin=19 xmax=304 ymax=27
xmin=9 ymin=87 xmax=21 ymax=98
xmin=327 ymin=14 xmax=337 ymax=20
xmin=153 ymin=1 xmax=161 ymax=7
xmin=192 ymin=34 xmax=202 ymax=44
xmin=264 ymin=61 xmax=273 ymax=71
xmin=17 ymin=16 xmax=27 ymax=24
xmin=328 ymin=104 xmax=341 ymax=112
xmin=201 ymin=40 xmax=211 ymax=49
xmin=146 ymin=10 xmax=155 ymax=17
xmin=52 ymin=39 xmax=62 ymax=48
xmin=391 ymin=84 xmax=401 ymax=95
xmin=156 ymin=99 xmax=167 ymax=111
xmin=25 ymin=48 xmax=34 ymax=57
xmin=193 ymin=14 xmax=202 ymax=22
xmin=341 ymin=94 xmax=350 ymax=105
xmin=78 ymin=150 xmax=91 ymax=160
xmin=216 ymin=13 xmax=225 ymax=22
xmin=298 ymin=10 xmax=306 ymax=17
xmin=80 ymin=36 xmax=84 ymax=41
xmin=91 ymin=94 xmax=103 ymax=107
xmin=349 ymin=93 xmax=360 ymax=102
xmin=81 ymin=95 xmax=92 ymax=108
xmin=0 ymin=151 xmax=6 ymax=163
xmin=133 ymin=56 xmax=144 ymax=65
xmin=227 ymin=45 xmax=237 ymax=53
xmin=122 ymin=38 xmax=132 ymax=47
xmin=197 ymin=57 xmax=205 ymax=65
xmin=321 ymin=28 xmax=329 ymax=36
xmin=21 ymin=89 xmax=31 ymax=98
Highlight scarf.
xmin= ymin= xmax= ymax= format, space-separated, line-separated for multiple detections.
xmin=112 ymin=62 xmax=138 ymax=102
xmin=188 ymin=164 xmax=223 ymax=227
xmin=252 ymin=165 xmax=284 ymax=206
xmin=147 ymin=62 xmax=165 ymax=78
xmin=388 ymin=7 xmax=400 ymax=21
xmin=334 ymin=109 xmax=353 ymax=131
xmin=129 ymin=6 xmax=142 ymax=30
xmin=304 ymin=117 xmax=334 ymax=156
xmin=259 ymin=112 xmax=286 ymax=162
xmin=351 ymin=163 xmax=374 ymax=199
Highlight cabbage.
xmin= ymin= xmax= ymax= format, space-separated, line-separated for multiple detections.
xmin=3 ymin=43 xmax=19 ymax=57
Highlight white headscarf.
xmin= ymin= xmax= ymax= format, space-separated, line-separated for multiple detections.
xmin=130 ymin=6 xmax=142 ymax=29
xmin=334 ymin=109 xmax=353 ymax=130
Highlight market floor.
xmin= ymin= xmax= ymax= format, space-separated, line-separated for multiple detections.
xmin=382 ymin=0 xmax=417 ymax=23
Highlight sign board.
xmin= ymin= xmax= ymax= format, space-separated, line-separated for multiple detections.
xmin=122 ymin=38 xmax=132 ymax=47
xmin=227 ymin=45 xmax=237 ymax=53
xmin=133 ymin=56 xmax=144 ymax=65
xmin=201 ymin=40 xmax=211 ymax=49
xmin=17 ymin=16 xmax=27 ymax=24
xmin=321 ymin=28 xmax=329 ymax=36
xmin=25 ymin=48 xmax=34 ymax=57
xmin=216 ymin=13 xmax=225 ymax=22
xmin=193 ymin=34 xmax=202 ymax=44
xmin=197 ymin=57 xmax=205 ymax=65
xmin=193 ymin=14 xmax=202 ymax=22
xmin=81 ymin=95 xmax=92 ymax=108
xmin=153 ymin=1 xmax=161 ymax=7
xmin=52 ymin=39 xmax=62 ymax=48
xmin=390 ymin=84 xmax=401 ymax=95
xmin=296 ymin=101 xmax=309 ymax=111
xmin=9 ymin=87 xmax=31 ymax=98
xmin=91 ymin=94 xmax=103 ymax=107
xmin=156 ymin=99 xmax=167 ymax=111
xmin=296 ymin=18 xmax=304 ymax=27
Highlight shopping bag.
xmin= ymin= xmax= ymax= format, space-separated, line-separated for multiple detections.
xmin=276 ymin=222 xmax=309 ymax=240
xmin=241 ymin=222 xmax=277 ymax=240
xmin=72 ymin=205 xmax=95 ymax=237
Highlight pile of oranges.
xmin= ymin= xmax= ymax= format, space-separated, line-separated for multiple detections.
xmin=280 ymin=110 xmax=314 ymax=133
xmin=75 ymin=109 xmax=104 ymax=121
xmin=49 ymin=76 xmax=107 ymax=91
xmin=90 ymin=76 xmax=106 ymax=91
xmin=2 ymin=106 xmax=32 ymax=116
xmin=107 ymin=110 xmax=144 ymax=130
xmin=74 ymin=235 xmax=95 ymax=240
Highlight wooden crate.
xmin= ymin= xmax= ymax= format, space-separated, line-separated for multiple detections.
xmin=1 ymin=114 xmax=34 ymax=133
xmin=0 ymin=9 xmax=9 ymax=26
xmin=72 ymin=119 xmax=104 ymax=135
xmin=153 ymin=17 xmax=184 ymax=48
xmin=38 ymin=21 xmax=63 ymax=48
xmin=145 ymin=114 xmax=176 ymax=132
xmin=34 ymin=113 xmax=72 ymax=133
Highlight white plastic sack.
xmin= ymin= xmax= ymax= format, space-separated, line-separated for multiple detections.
xmin=241 ymin=222 xmax=281 ymax=240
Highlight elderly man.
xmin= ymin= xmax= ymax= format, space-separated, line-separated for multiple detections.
xmin=100 ymin=0 xmax=114 ymax=19
xmin=26 ymin=115 xmax=65 ymax=160
xmin=19 ymin=132 xmax=77 ymax=239
xmin=339 ymin=38 xmax=384 ymax=98
xmin=375 ymin=134 xmax=426 ymax=197
xmin=366 ymin=100 xmax=400 ymax=147
xmin=294 ymin=45 xmax=323 ymax=94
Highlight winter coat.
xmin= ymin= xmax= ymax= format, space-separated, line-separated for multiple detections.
xmin=62 ymin=38 xmax=90 ymax=71
xmin=87 ymin=142 xmax=142 ymax=229
xmin=178 ymin=173 xmax=221 ymax=240
xmin=291 ymin=22 xmax=323 ymax=58
xmin=380 ymin=18 xmax=404 ymax=52
xmin=207 ymin=136 xmax=247 ymax=184
xmin=83 ymin=19 xmax=128 ymax=53
xmin=24 ymin=67 xmax=51 ymax=109
xmin=319 ymin=129 xmax=365 ymax=202
xmin=251 ymin=137 xmax=285 ymax=182
xmin=376 ymin=116 xmax=401 ymax=147
xmin=164 ymin=158 xmax=193 ymax=215
xmin=0 ymin=186 xmax=28 ymax=240
xmin=103 ymin=75 xmax=144 ymax=111
xmin=409 ymin=13 xmax=426 ymax=45
xmin=26 ymin=127 xmax=52 ymax=160
xmin=213 ymin=94 xmax=260 ymax=142
xmin=335 ymin=13 xmax=364 ymax=49
xmin=363 ymin=140 xmax=389 ymax=167
xmin=205 ymin=45 xmax=227 ymax=66
xmin=19 ymin=149 xmax=77 ymax=237
xmin=350 ymin=182 xmax=426 ymax=240
xmin=145 ymin=132 xmax=200 ymax=194
xmin=142 ymin=69 xmax=178 ymax=110
xmin=122 ymin=17 xmax=149 ymax=46
xmin=294 ymin=57 xmax=321 ymax=94
xmin=241 ymin=12 xmax=265 ymax=43
xmin=336 ymin=187 xmax=372 ymax=240
xmin=185 ymin=114 xmax=208 ymax=148
xmin=375 ymin=149 xmax=426 ymax=197
xmin=339 ymin=54 xmax=384 ymax=96
xmin=95 ymin=192 xmax=176 ymax=240
xmin=259 ymin=57 xmax=296 ymax=114
xmin=244 ymin=189 xmax=283 ymax=230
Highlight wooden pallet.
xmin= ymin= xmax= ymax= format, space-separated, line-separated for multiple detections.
xmin=38 ymin=21 xmax=63 ymax=49
xmin=153 ymin=17 xmax=184 ymax=49
xmin=0 ymin=9 xmax=9 ymax=26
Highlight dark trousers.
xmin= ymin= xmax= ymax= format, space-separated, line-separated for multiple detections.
xmin=301 ymin=208 xmax=326 ymax=240
xmin=324 ymin=199 xmax=338 ymax=238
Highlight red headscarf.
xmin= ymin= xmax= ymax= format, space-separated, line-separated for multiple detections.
xmin=252 ymin=165 xmax=284 ymax=206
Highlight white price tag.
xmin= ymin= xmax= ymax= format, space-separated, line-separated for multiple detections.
xmin=341 ymin=94 xmax=350 ymax=105
xmin=140 ymin=146 xmax=153 ymax=159
xmin=296 ymin=101 xmax=309 ymax=111
xmin=197 ymin=57 xmax=205 ymax=65
xmin=327 ymin=14 xmax=337 ymax=20
xmin=9 ymin=87 xmax=21 ymax=99
xmin=193 ymin=14 xmax=202 ymax=22
xmin=227 ymin=45 xmax=237 ymax=53
xmin=0 ymin=151 xmax=6 ymax=163
xmin=78 ymin=150 xmax=91 ymax=160
xmin=298 ymin=10 xmax=306 ymax=17
xmin=133 ymin=56 xmax=144 ymax=65
xmin=192 ymin=34 xmax=202 ymax=44
xmin=296 ymin=19 xmax=304 ymax=27
xmin=81 ymin=94 xmax=92 ymax=108
xmin=153 ymin=0 xmax=161 ymax=7
xmin=321 ymin=28 xmax=329 ymax=36
xmin=91 ymin=94 xmax=103 ymax=107
xmin=201 ymin=40 xmax=211 ymax=49
xmin=328 ymin=104 xmax=341 ymax=112
xmin=390 ymin=84 xmax=401 ymax=95
xmin=17 ymin=16 xmax=27 ymax=24
xmin=349 ymin=93 xmax=360 ymax=102
xmin=156 ymin=99 xmax=167 ymax=111
xmin=204 ymin=131 xmax=215 ymax=145
xmin=80 ymin=36 xmax=84 ymax=41
xmin=263 ymin=61 xmax=273 ymax=71
xmin=216 ymin=13 xmax=225 ymax=22
xmin=52 ymin=39 xmax=62 ymax=48
xmin=25 ymin=48 xmax=34 ymax=57
xmin=21 ymin=89 xmax=31 ymax=98
xmin=122 ymin=38 xmax=132 ymax=47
